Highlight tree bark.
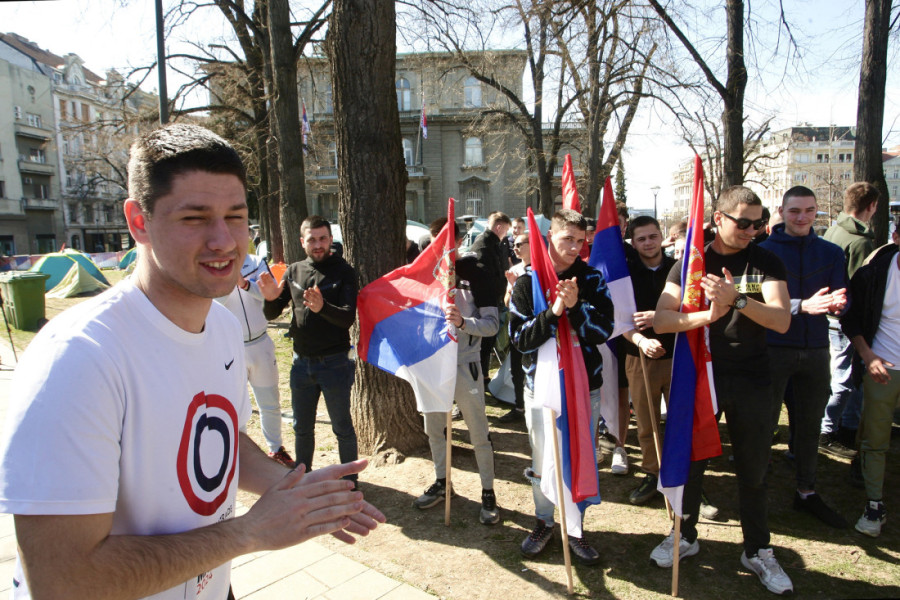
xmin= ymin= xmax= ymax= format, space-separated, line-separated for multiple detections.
xmin=854 ymin=0 xmax=893 ymax=245
xmin=268 ymin=0 xmax=308 ymax=264
xmin=721 ymin=0 xmax=747 ymax=190
xmin=328 ymin=0 xmax=424 ymax=458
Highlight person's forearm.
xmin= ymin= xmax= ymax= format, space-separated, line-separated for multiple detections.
xmin=653 ymin=308 xmax=712 ymax=333
xmin=850 ymin=335 xmax=875 ymax=363
xmin=738 ymin=298 xmax=790 ymax=333
xmin=239 ymin=432 xmax=290 ymax=495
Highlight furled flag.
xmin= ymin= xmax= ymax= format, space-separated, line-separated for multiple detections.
xmin=587 ymin=175 xmax=637 ymax=446
xmin=357 ymin=199 xmax=457 ymax=412
xmin=658 ymin=155 xmax=722 ymax=516
xmin=301 ymin=101 xmax=311 ymax=156
xmin=560 ymin=154 xmax=590 ymax=260
xmin=420 ymin=98 xmax=428 ymax=140
xmin=527 ymin=208 xmax=600 ymax=538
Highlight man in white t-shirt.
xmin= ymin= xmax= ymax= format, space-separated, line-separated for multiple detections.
xmin=0 ymin=123 xmax=384 ymax=599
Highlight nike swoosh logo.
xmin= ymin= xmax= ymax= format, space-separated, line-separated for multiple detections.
xmin=225 ymin=359 xmax=234 ymax=370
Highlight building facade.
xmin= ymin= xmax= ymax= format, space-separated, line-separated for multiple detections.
xmin=0 ymin=33 xmax=156 ymax=254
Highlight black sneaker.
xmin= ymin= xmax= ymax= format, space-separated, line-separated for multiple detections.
xmin=567 ymin=535 xmax=601 ymax=566
xmin=497 ymin=408 xmax=524 ymax=423
xmin=413 ymin=480 xmax=454 ymax=510
xmin=629 ymin=473 xmax=659 ymax=505
xmin=521 ymin=519 xmax=554 ymax=558
xmin=479 ymin=489 xmax=500 ymax=525
xmin=794 ymin=491 xmax=848 ymax=528
xmin=700 ymin=490 xmax=720 ymax=520
xmin=819 ymin=432 xmax=856 ymax=459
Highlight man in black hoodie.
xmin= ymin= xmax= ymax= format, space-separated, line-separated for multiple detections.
xmin=262 ymin=216 xmax=359 ymax=483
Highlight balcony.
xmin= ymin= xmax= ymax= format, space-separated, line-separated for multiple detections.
xmin=307 ymin=165 xmax=426 ymax=180
xmin=14 ymin=123 xmax=53 ymax=141
xmin=18 ymin=159 xmax=56 ymax=176
xmin=23 ymin=197 xmax=59 ymax=210
xmin=0 ymin=198 xmax=24 ymax=216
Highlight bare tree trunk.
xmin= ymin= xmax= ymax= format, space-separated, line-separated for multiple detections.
xmin=265 ymin=133 xmax=284 ymax=263
xmin=268 ymin=0 xmax=308 ymax=263
xmin=721 ymin=0 xmax=747 ymax=190
xmin=328 ymin=0 xmax=424 ymax=459
xmin=854 ymin=0 xmax=893 ymax=245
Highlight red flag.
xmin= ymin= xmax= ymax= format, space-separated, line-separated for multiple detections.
xmin=561 ymin=154 xmax=590 ymax=260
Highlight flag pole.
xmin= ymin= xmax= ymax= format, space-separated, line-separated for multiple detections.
xmin=672 ymin=515 xmax=682 ymax=596
xmin=549 ymin=408 xmax=575 ymax=594
xmin=445 ymin=410 xmax=452 ymax=526
xmin=638 ymin=351 xmax=674 ymax=522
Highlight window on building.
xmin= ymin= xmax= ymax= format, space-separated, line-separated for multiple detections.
xmin=68 ymin=203 xmax=79 ymax=223
xmin=35 ymin=234 xmax=56 ymax=254
xmin=318 ymin=193 xmax=339 ymax=221
xmin=0 ymin=180 xmax=5 ymax=198
xmin=104 ymin=204 xmax=114 ymax=223
xmin=71 ymin=235 xmax=81 ymax=250
xmin=0 ymin=235 xmax=15 ymax=256
xmin=84 ymin=203 xmax=94 ymax=223
xmin=891 ymin=185 xmax=898 ymax=200
xmin=59 ymin=98 xmax=67 ymax=120
xmin=402 ymin=138 xmax=415 ymax=166
xmin=796 ymin=154 xmax=809 ymax=163
xmin=322 ymin=84 xmax=333 ymax=114
xmin=840 ymin=172 xmax=851 ymax=180
xmin=396 ymin=78 xmax=411 ymax=111
xmin=816 ymin=153 xmax=829 ymax=163
xmin=406 ymin=191 xmax=418 ymax=220
xmin=464 ymin=137 xmax=483 ymax=166
xmin=35 ymin=184 xmax=49 ymax=199
xmin=29 ymin=148 xmax=46 ymax=163
xmin=26 ymin=113 xmax=42 ymax=128
xmin=464 ymin=77 xmax=482 ymax=108
xmin=328 ymin=142 xmax=337 ymax=169
xmin=465 ymin=188 xmax=482 ymax=216
xmin=82 ymin=104 xmax=90 ymax=122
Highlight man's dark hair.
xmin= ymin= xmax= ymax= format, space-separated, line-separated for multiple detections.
xmin=512 ymin=217 xmax=526 ymax=226
xmin=300 ymin=215 xmax=332 ymax=237
xmin=628 ymin=215 xmax=661 ymax=237
xmin=551 ymin=209 xmax=587 ymax=231
xmin=843 ymin=182 xmax=880 ymax=214
xmin=429 ymin=217 xmax=461 ymax=239
xmin=127 ymin=123 xmax=246 ymax=215
xmin=487 ymin=212 xmax=512 ymax=227
xmin=716 ymin=185 xmax=762 ymax=214
xmin=782 ymin=186 xmax=816 ymax=206
xmin=616 ymin=202 xmax=629 ymax=222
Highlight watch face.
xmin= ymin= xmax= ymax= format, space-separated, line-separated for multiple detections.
xmin=734 ymin=294 xmax=748 ymax=309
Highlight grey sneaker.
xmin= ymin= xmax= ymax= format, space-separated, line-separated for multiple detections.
xmin=700 ymin=489 xmax=720 ymax=520
xmin=413 ymin=480 xmax=454 ymax=510
xmin=650 ymin=529 xmax=699 ymax=568
xmin=741 ymin=548 xmax=793 ymax=595
xmin=611 ymin=447 xmax=629 ymax=475
xmin=479 ymin=489 xmax=500 ymax=525
xmin=855 ymin=500 xmax=886 ymax=538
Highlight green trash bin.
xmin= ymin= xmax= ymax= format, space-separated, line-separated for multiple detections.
xmin=0 ymin=271 xmax=51 ymax=331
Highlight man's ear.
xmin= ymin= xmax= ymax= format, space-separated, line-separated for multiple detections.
xmin=124 ymin=199 xmax=149 ymax=244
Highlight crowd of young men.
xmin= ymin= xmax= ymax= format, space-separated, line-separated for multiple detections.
xmin=0 ymin=122 xmax=894 ymax=597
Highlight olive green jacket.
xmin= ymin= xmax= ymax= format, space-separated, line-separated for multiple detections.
xmin=823 ymin=212 xmax=875 ymax=279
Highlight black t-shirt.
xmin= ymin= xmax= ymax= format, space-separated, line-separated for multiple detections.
xmin=667 ymin=242 xmax=786 ymax=375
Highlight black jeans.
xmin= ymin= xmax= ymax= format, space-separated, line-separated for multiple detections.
xmin=681 ymin=371 xmax=775 ymax=556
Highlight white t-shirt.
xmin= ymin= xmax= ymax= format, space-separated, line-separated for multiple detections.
xmin=871 ymin=257 xmax=900 ymax=368
xmin=0 ymin=278 xmax=251 ymax=600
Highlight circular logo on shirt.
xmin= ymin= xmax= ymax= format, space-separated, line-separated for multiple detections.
xmin=176 ymin=392 xmax=239 ymax=516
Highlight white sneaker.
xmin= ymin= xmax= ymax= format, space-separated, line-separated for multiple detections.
xmin=855 ymin=500 xmax=886 ymax=537
xmin=741 ymin=548 xmax=793 ymax=595
xmin=611 ymin=447 xmax=628 ymax=475
xmin=650 ymin=529 xmax=699 ymax=568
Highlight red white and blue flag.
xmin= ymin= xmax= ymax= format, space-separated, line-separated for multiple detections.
xmin=588 ymin=175 xmax=637 ymax=445
xmin=527 ymin=208 xmax=600 ymax=537
xmin=301 ymin=101 xmax=311 ymax=156
xmin=357 ymin=199 xmax=457 ymax=412
xmin=420 ymin=99 xmax=428 ymax=140
xmin=658 ymin=156 xmax=721 ymax=516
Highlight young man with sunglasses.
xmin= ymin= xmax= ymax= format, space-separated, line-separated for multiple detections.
xmin=651 ymin=186 xmax=793 ymax=595
xmin=760 ymin=186 xmax=848 ymax=529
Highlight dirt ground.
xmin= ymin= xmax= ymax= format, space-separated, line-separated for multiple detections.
xmin=240 ymin=325 xmax=900 ymax=600
xmin=30 ymin=276 xmax=900 ymax=599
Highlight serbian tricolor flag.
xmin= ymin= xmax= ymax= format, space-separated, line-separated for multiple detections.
xmin=527 ymin=208 xmax=600 ymax=537
xmin=588 ymin=175 xmax=637 ymax=444
xmin=658 ymin=155 xmax=721 ymax=516
xmin=420 ymin=99 xmax=428 ymax=140
xmin=357 ymin=199 xmax=457 ymax=412
xmin=301 ymin=101 xmax=311 ymax=155
xmin=560 ymin=154 xmax=589 ymax=260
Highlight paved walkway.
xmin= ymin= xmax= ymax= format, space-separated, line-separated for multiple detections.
xmin=0 ymin=339 xmax=430 ymax=599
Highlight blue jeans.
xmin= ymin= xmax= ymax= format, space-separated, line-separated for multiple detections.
xmin=290 ymin=352 xmax=358 ymax=480
xmin=822 ymin=325 xmax=863 ymax=433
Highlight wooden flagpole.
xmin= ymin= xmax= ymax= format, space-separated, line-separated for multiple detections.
xmin=672 ymin=515 xmax=682 ymax=596
xmin=549 ymin=408 xmax=575 ymax=594
xmin=445 ymin=410 xmax=452 ymax=526
xmin=638 ymin=351 xmax=674 ymax=521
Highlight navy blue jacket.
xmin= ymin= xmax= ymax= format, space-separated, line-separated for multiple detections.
xmin=760 ymin=223 xmax=847 ymax=348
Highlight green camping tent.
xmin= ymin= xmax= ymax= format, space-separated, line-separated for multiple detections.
xmin=30 ymin=252 xmax=110 ymax=295
xmin=118 ymin=247 xmax=137 ymax=270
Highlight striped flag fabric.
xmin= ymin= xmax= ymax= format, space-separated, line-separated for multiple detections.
xmin=420 ymin=99 xmax=428 ymax=140
xmin=526 ymin=208 xmax=600 ymax=537
xmin=658 ymin=156 xmax=722 ymax=516
xmin=587 ymin=176 xmax=637 ymax=445
xmin=357 ymin=199 xmax=457 ymax=412
xmin=301 ymin=101 xmax=311 ymax=155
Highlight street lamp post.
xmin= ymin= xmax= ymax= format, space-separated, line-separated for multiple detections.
xmin=651 ymin=186 xmax=661 ymax=220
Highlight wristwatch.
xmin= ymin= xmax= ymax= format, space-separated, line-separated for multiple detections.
xmin=732 ymin=293 xmax=748 ymax=310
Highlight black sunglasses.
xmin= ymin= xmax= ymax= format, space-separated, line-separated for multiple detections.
xmin=514 ymin=241 xmax=529 ymax=248
xmin=720 ymin=212 xmax=767 ymax=231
